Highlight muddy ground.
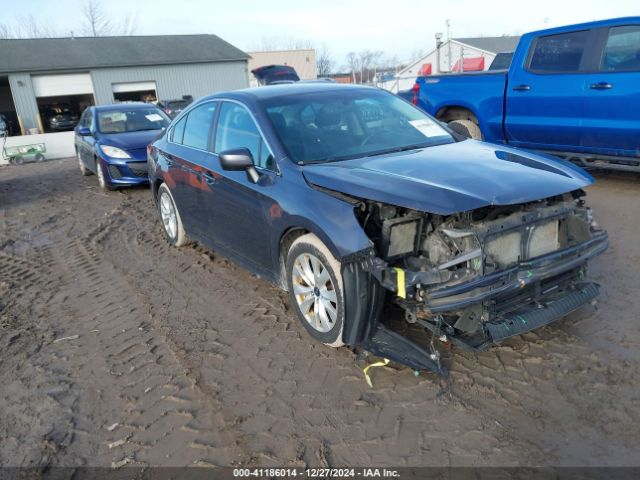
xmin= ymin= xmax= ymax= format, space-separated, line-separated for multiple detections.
xmin=1 ymin=158 xmax=639 ymax=468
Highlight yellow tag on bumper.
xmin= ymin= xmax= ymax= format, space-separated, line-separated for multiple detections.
xmin=394 ymin=267 xmax=406 ymax=299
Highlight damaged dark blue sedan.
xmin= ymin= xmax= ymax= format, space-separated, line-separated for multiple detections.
xmin=147 ymin=83 xmax=608 ymax=376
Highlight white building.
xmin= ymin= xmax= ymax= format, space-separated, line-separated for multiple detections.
xmin=381 ymin=36 xmax=520 ymax=93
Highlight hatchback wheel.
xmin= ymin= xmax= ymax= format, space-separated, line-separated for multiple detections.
xmin=157 ymin=183 xmax=188 ymax=247
xmin=78 ymin=152 xmax=91 ymax=176
xmin=95 ymin=158 xmax=113 ymax=191
xmin=286 ymin=233 xmax=344 ymax=347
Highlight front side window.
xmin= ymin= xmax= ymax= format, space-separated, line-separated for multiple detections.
xmin=601 ymin=25 xmax=640 ymax=72
xmin=182 ymin=102 xmax=217 ymax=150
xmin=215 ymin=102 xmax=273 ymax=169
xmin=97 ymin=108 xmax=170 ymax=134
xmin=529 ymin=30 xmax=589 ymax=72
xmin=263 ymin=89 xmax=453 ymax=164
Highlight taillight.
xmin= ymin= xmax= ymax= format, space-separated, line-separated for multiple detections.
xmin=411 ymin=82 xmax=420 ymax=106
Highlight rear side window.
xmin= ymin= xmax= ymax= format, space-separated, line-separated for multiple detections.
xmin=529 ymin=30 xmax=589 ymax=72
xmin=182 ymin=102 xmax=217 ymax=150
xmin=601 ymin=25 xmax=640 ymax=72
xmin=171 ymin=116 xmax=186 ymax=143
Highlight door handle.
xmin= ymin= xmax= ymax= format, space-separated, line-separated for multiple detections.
xmin=203 ymin=172 xmax=217 ymax=185
xmin=589 ymin=82 xmax=613 ymax=90
xmin=512 ymin=84 xmax=531 ymax=91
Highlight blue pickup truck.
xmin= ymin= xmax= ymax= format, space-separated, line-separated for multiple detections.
xmin=408 ymin=17 xmax=640 ymax=172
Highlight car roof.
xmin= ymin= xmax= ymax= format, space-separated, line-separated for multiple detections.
xmin=93 ymin=103 xmax=159 ymax=112
xmin=204 ymin=82 xmax=376 ymax=103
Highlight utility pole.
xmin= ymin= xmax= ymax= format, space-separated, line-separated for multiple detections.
xmin=446 ymin=18 xmax=452 ymax=72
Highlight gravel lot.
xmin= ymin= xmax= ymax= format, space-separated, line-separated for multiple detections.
xmin=1 ymin=158 xmax=639 ymax=468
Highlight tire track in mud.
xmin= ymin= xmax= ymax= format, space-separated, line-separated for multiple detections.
xmin=0 ymin=246 xmax=87 ymax=467
xmin=35 ymin=226 xmax=246 ymax=467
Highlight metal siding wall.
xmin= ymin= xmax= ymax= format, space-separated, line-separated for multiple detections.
xmin=90 ymin=61 xmax=248 ymax=105
xmin=8 ymin=74 xmax=40 ymax=132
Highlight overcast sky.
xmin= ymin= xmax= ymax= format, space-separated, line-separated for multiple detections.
xmin=2 ymin=0 xmax=639 ymax=68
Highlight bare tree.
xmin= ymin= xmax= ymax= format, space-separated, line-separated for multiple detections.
xmin=346 ymin=52 xmax=360 ymax=83
xmin=80 ymin=0 xmax=138 ymax=36
xmin=316 ymin=43 xmax=334 ymax=77
xmin=81 ymin=0 xmax=113 ymax=36
xmin=0 ymin=14 xmax=58 ymax=39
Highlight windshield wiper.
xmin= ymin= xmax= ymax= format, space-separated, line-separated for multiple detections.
xmin=364 ymin=144 xmax=428 ymax=158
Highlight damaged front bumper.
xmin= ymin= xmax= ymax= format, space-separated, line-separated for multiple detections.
xmin=342 ymin=230 xmax=608 ymax=377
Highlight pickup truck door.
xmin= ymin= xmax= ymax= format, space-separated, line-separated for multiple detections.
xmin=505 ymin=29 xmax=593 ymax=151
xmin=582 ymin=25 xmax=640 ymax=157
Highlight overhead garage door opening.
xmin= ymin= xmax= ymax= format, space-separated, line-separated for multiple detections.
xmin=32 ymin=73 xmax=95 ymax=133
xmin=0 ymin=76 xmax=19 ymax=136
xmin=112 ymin=81 xmax=157 ymax=103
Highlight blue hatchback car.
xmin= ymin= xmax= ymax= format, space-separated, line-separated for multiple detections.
xmin=75 ymin=103 xmax=170 ymax=190
xmin=148 ymin=83 xmax=608 ymax=375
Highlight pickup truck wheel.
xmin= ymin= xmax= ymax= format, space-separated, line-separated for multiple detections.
xmin=448 ymin=119 xmax=482 ymax=140
xmin=286 ymin=234 xmax=345 ymax=347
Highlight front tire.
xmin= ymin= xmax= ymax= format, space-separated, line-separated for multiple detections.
xmin=95 ymin=158 xmax=114 ymax=191
xmin=157 ymin=183 xmax=188 ymax=247
xmin=286 ymin=234 xmax=345 ymax=347
xmin=78 ymin=152 xmax=91 ymax=176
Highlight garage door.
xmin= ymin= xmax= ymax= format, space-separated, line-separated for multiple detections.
xmin=32 ymin=73 xmax=94 ymax=97
xmin=112 ymin=81 xmax=157 ymax=93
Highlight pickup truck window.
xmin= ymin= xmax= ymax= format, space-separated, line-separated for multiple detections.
xmin=529 ymin=30 xmax=589 ymax=73
xmin=601 ymin=25 xmax=640 ymax=72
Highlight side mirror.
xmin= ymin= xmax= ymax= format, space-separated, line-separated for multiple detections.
xmin=219 ymin=148 xmax=260 ymax=183
xmin=77 ymin=126 xmax=92 ymax=136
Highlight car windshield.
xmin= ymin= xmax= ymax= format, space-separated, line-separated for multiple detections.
xmin=263 ymin=89 xmax=454 ymax=164
xmin=166 ymin=100 xmax=188 ymax=110
xmin=97 ymin=108 xmax=170 ymax=134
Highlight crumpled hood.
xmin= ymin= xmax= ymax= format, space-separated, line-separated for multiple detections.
xmin=302 ymin=140 xmax=594 ymax=215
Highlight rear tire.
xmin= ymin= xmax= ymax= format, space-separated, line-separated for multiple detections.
xmin=448 ymin=119 xmax=482 ymax=140
xmin=157 ymin=183 xmax=188 ymax=247
xmin=286 ymin=233 xmax=345 ymax=347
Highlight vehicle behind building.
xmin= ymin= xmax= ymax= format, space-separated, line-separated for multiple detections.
xmin=251 ymin=65 xmax=301 ymax=85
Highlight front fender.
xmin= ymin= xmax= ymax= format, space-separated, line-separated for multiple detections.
xmin=270 ymin=172 xmax=373 ymax=264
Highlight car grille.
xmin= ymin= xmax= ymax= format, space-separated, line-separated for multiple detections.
xmin=128 ymin=162 xmax=148 ymax=178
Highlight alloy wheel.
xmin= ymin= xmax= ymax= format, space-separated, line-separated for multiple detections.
xmin=291 ymin=253 xmax=338 ymax=333
xmin=159 ymin=191 xmax=177 ymax=240
xmin=96 ymin=160 xmax=106 ymax=189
